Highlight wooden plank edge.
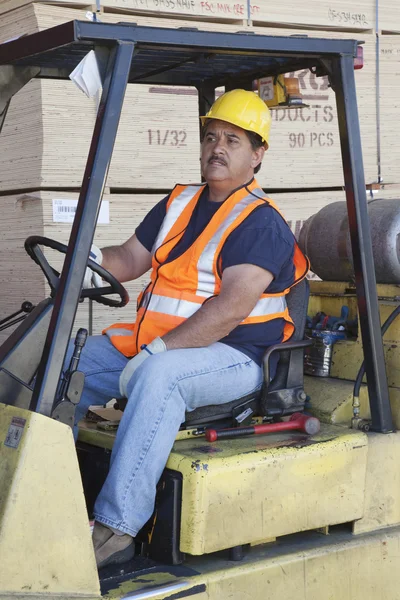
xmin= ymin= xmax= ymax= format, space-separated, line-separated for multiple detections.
xmin=0 ymin=0 xmax=250 ymax=25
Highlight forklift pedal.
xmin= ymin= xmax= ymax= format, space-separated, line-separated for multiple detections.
xmin=234 ymin=407 xmax=254 ymax=426
xmin=96 ymin=420 xmax=120 ymax=431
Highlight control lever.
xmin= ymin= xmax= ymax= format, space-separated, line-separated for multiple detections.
xmin=205 ymin=412 xmax=320 ymax=442
xmin=51 ymin=328 xmax=88 ymax=428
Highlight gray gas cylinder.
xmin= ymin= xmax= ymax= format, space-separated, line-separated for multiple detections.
xmin=298 ymin=198 xmax=400 ymax=283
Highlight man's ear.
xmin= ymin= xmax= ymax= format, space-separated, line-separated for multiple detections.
xmin=252 ymin=145 xmax=266 ymax=169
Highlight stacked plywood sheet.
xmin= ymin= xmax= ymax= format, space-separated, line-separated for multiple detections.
xmin=250 ymin=0 xmax=374 ymax=30
xmin=0 ymin=6 xmax=377 ymax=191
xmin=0 ymin=81 xmax=202 ymax=191
xmin=0 ymin=0 xmax=249 ymax=22
xmin=0 ymin=74 xmax=378 ymax=192
xmin=0 ymin=191 xmax=163 ymax=343
xmin=379 ymin=35 xmax=400 ymax=184
xmin=0 ymin=3 xmax=242 ymax=44
xmin=0 ymin=0 xmax=377 ymax=29
xmin=380 ymin=0 xmax=400 ymax=33
xmin=253 ymin=28 xmax=376 ymax=188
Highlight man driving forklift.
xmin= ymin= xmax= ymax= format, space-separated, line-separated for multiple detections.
xmin=68 ymin=89 xmax=308 ymax=568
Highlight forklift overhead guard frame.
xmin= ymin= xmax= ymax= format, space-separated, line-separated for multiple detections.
xmin=0 ymin=21 xmax=393 ymax=433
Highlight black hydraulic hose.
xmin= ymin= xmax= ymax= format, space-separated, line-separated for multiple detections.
xmin=353 ymin=303 xmax=400 ymax=399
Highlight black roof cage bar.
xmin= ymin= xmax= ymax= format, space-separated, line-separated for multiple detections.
xmin=73 ymin=21 xmax=359 ymax=55
xmin=30 ymin=40 xmax=135 ymax=417
xmin=332 ymin=54 xmax=394 ymax=433
xmin=0 ymin=21 xmax=359 ymax=71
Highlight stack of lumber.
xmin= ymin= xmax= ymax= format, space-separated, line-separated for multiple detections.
xmin=380 ymin=0 xmax=400 ymax=33
xmin=0 ymin=80 xmax=202 ymax=191
xmin=0 ymin=0 xmax=377 ymax=29
xmin=0 ymin=3 xmax=242 ymax=43
xmin=0 ymin=191 xmax=163 ymax=343
xmin=379 ymin=35 xmax=400 ymax=184
xmin=0 ymin=5 xmax=377 ymax=190
xmin=0 ymin=0 xmax=248 ymax=23
xmin=253 ymin=27 xmax=376 ymax=188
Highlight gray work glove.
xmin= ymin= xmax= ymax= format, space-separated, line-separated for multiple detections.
xmin=82 ymin=244 xmax=103 ymax=289
xmin=119 ymin=336 xmax=167 ymax=397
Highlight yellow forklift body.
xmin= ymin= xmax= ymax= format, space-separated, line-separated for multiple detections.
xmin=308 ymin=282 xmax=400 ymax=387
xmin=0 ymin=404 xmax=100 ymax=599
xmin=4 ymin=403 xmax=400 ymax=599
xmin=306 ymin=376 xmax=400 ymax=430
xmin=101 ymin=526 xmax=400 ymax=600
xmin=78 ymin=422 xmax=368 ymax=556
xmin=167 ymin=426 xmax=367 ymax=555
xmin=304 ymin=281 xmax=400 ymax=426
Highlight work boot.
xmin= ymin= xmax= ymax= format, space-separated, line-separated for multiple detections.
xmin=92 ymin=521 xmax=135 ymax=569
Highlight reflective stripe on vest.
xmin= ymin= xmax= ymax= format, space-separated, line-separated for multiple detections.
xmin=153 ymin=185 xmax=203 ymax=254
xmin=139 ymin=291 xmax=287 ymax=321
xmin=143 ymin=293 xmax=204 ymax=318
xmin=105 ymin=327 xmax=134 ymax=338
xmin=196 ymin=190 xmax=262 ymax=297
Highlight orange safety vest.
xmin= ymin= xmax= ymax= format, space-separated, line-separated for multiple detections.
xmin=103 ymin=179 xmax=309 ymax=357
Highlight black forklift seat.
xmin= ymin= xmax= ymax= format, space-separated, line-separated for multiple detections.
xmin=115 ymin=279 xmax=311 ymax=428
xmin=184 ymin=278 xmax=311 ymax=427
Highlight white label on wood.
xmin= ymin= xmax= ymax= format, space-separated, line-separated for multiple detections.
xmin=52 ymin=199 xmax=110 ymax=224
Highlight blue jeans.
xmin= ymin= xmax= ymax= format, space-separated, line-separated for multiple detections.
xmin=68 ymin=335 xmax=263 ymax=536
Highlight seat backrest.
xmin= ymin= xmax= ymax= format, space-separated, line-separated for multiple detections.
xmin=287 ymin=278 xmax=310 ymax=340
xmin=268 ymin=278 xmax=310 ymax=391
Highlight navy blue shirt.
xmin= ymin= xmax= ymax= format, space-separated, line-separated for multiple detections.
xmin=136 ymin=184 xmax=295 ymax=366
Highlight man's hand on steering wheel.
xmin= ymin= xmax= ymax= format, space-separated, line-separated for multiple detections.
xmin=83 ymin=244 xmax=103 ymax=289
xmin=24 ymin=236 xmax=129 ymax=308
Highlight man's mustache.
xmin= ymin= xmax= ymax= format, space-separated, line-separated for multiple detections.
xmin=208 ymin=154 xmax=227 ymax=165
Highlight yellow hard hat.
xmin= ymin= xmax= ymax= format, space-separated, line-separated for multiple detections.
xmin=200 ymin=89 xmax=271 ymax=148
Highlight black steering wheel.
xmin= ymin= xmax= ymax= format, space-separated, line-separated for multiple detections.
xmin=24 ymin=236 xmax=129 ymax=308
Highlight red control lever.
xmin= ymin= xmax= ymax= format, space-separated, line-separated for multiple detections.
xmin=205 ymin=412 xmax=320 ymax=442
